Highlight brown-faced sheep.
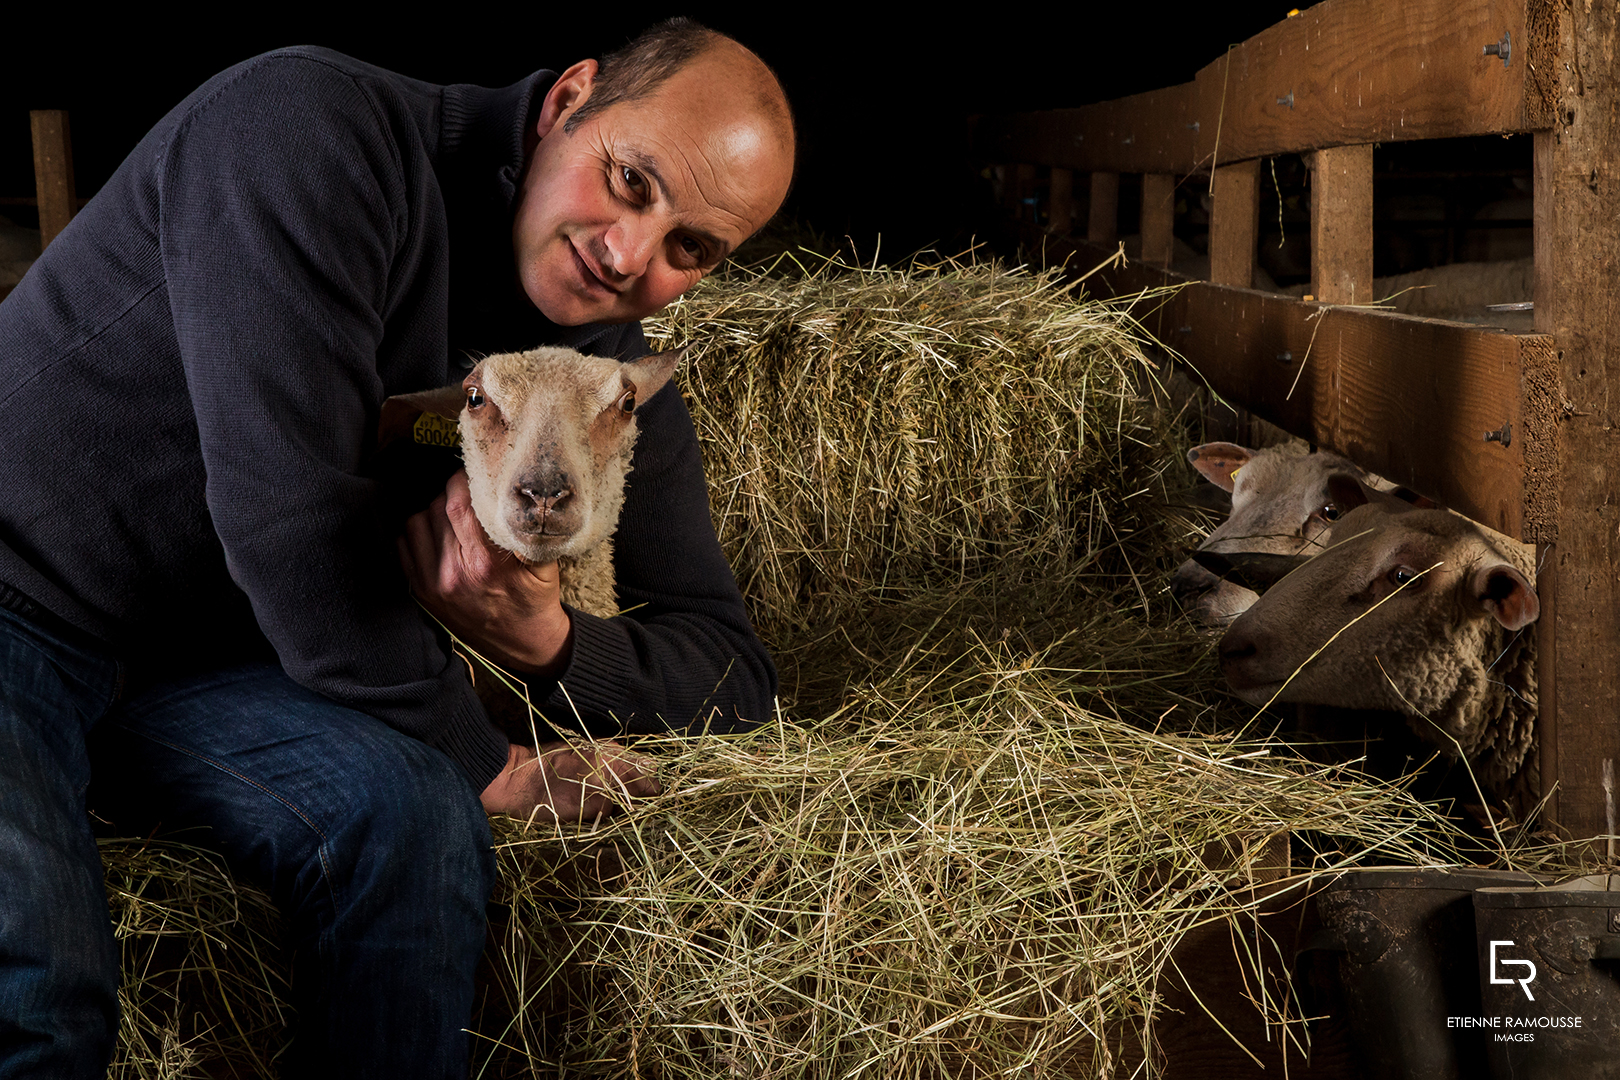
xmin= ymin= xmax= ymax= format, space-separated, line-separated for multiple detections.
xmin=1172 ymin=442 xmax=1412 ymax=626
xmin=1217 ymin=489 xmax=1539 ymax=804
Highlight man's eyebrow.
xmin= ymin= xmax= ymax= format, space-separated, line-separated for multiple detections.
xmin=621 ymin=148 xmax=733 ymax=261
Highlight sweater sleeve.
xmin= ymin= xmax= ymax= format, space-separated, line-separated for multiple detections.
xmin=155 ymin=55 xmax=508 ymax=788
xmin=528 ymin=326 xmax=779 ymax=739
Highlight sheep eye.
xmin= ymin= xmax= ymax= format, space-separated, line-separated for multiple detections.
xmin=617 ymin=390 xmax=636 ymax=414
xmin=1390 ymin=567 xmax=1416 ymax=586
xmin=1320 ymin=503 xmax=1340 ymax=521
xmin=466 ymin=386 xmax=485 ymax=409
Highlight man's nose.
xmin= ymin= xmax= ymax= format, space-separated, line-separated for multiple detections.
xmin=603 ymin=217 xmax=659 ymax=279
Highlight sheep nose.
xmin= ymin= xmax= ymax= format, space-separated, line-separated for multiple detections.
xmin=1171 ymin=559 xmax=1218 ymax=603
xmin=1219 ymin=637 xmax=1258 ymax=664
xmin=519 ymin=482 xmax=573 ymax=514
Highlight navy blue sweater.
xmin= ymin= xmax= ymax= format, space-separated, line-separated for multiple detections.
xmin=0 ymin=47 xmax=775 ymax=790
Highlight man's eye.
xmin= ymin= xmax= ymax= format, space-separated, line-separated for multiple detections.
xmin=675 ymin=235 xmax=707 ymax=265
xmin=620 ymin=165 xmax=647 ymax=199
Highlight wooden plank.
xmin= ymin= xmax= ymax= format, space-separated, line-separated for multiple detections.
xmin=972 ymin=84 xmax=1197 ymax=176
xmin=1049 ymin=167 xmax=1074 ymax=237
xmin=1087 ymin=172 xmax=1119 ymax=246
xmin=30 ymin=110 xmax=75 ymax=249
xmin=970 ymin=0 xmax=1559 ymax=174
xmin=1193 ymin=0 xmax=1552 ymax=164
xmin=1019 ymin=228 xmax=1545 ymax=540
xmin=1528 ymin=0 xmax=1620 ymax=843
xmin=1140 ymin=174 xmax=1175 ymax=269
xmin=1210 ymin=161 xmax=1259 ymax=288
xmin=1309 ymin=146 xmax=1373 ymax=304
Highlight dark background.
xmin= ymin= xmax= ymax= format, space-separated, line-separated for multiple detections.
xmin=1 ymin=5 xmax=1308 ymax=262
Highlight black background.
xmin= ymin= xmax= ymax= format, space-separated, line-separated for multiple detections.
xmin=2 ymin=5 xmax=1310 ymax=261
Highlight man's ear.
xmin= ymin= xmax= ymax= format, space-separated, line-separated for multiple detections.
xmin=535 ymin=59 xmax=599 ymax=140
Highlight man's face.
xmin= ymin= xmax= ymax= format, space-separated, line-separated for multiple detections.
xmin=513 ymin=49 xmax=793 ymax=326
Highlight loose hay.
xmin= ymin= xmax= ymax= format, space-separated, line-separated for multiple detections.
xmin=103 ymin=253 xmax=1568 ymax=1078
xmin=481 ymin=635 xmax=1465 ymax=1079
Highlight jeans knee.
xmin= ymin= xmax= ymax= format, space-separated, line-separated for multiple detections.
xmin=333 ymin=742 xmax=495 ymax=912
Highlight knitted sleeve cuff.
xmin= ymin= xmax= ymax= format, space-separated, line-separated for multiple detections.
xmin=428 ymin=682 xmax=512 ymax=792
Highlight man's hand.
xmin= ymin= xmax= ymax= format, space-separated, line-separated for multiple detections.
xmin=480 ymin=739 xmax=660 ymax=823
xmin=399 ymin=470 xmax=573 ymax=675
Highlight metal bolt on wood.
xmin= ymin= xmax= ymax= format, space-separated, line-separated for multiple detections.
xmin=1484 ymin=423 xmax=1513 ymax=447
xmin=1277 ymin=92 xmax=1295 ymax=109
xmin=1483 ymin=31 xmax=1511 ymax=67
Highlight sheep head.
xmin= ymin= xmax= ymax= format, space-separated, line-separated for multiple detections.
xmin=1173 ymin=443 xmax=1431 ymax=626
xmin=395 ymin=346 xmax=680 ymax=564
xmin=1217 ymin=500 xmax=1537 ymax=758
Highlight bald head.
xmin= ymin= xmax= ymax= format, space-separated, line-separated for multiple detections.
xmin=564 ymin=18 xmax=795 ymax=168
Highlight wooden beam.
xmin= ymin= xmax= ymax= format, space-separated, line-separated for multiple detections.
xmin=973 ymin=84 xmax=1197 ymax=177
xmin=1210 ymin=161 xmax=1259 ymax=287
xmin=1529 ymin=0 xmax=1620 ymax=843
xmin=1087 ymin=172 xmax=1119 ymax=246
xmin=1019 ymin=229 xmax=1552 ymax=541
xmin=1140 ymin=174 xmax=1176 ymax=269
xmin=1309 ymin=146 xmax=1373 ymax=305
xmin=30 ymin=110 xmax=76 ymax=250
xmin=1049 ymin=167 xmax=1074 ymax=237
xmin=971 ymin=0 xmax=1560 ymax=174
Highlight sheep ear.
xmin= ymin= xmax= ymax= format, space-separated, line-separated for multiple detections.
xmin=1388 ymin=486 xmax=1439 ymax=509
xmin=1187 ymin=442 xmax=1253 ymax=493
xmin=378 ymin=383 xmax=465 ymax=448
xmin=1474 ymin=564 xmax=1539 ymax=631
xmin=1324 ymin=473 xmax=1375 ymax=513
xmin=620 ymin=349 xmax=683 ymax=408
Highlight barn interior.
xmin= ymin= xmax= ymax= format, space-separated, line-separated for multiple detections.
xmin=5 ymin=4 xmax=1616 ymax=1077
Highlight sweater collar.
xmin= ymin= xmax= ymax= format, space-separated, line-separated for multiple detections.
xmin=438 ymin=69 xmax=557 ymax=213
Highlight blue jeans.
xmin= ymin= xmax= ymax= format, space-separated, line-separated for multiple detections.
xmin=0 ymin=604 xmax=495 ymax=1078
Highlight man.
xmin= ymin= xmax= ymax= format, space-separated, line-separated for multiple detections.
xmin=0 ymin=19 xmax=793 ymax=1078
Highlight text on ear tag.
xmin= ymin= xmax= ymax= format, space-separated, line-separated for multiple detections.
xmin=412 ymin=412 xmax=461 ymax=448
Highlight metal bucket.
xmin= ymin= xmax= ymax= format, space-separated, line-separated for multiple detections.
xmin=1307 ymin=867 xmax=1542 ymax=1079
xmin=1473 ymin=873 xmax=1620 ymax=1079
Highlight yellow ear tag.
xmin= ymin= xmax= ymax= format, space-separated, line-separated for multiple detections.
xmin=412 ymin=412 xmax=461 ymax=448
xmin=1230 ymin=466 xmax=1243 ymax=482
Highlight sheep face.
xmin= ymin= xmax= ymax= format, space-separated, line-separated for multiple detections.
xmin=1173 ymin=443 xmax=1379 ymax=626
xmin=1217 ymin=503 xmax=1537 ymax=753
xmin=457 ymin=347 xmax=679 ymax=564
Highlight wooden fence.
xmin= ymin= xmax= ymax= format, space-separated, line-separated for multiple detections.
xmin=973 ymin=0 xmax=1620 ymax=846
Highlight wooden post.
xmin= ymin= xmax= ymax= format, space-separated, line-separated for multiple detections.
xmin=30 ymin=110 xmax=76 ymax=250
xmin=1049 ymin=167 xmax=1074 ymax=236
xmin=1013 ymin=163 xmax=1036 ymax=222
xmin=1140 ymin=173 xmax=1175 ymax=269
xmin=1087 ymin=171 xmax=1119 ymax=246
xmin=1532 ymin=1 xmax=1620 ymax=844
xmin=1209 ymin=161 xmax=1260 ymax=288
xmin=1307 ymin=145 xmax=1372 ymax=304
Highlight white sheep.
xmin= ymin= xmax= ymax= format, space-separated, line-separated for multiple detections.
xmin=1172 ymin=441 xmax=1414 ymax=626
xmin=382 ymin=345 xmax=680 ymax=617
xmin=1216 ymin=489 xmax=1539 ymax=804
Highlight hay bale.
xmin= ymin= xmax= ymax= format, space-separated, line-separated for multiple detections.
xmin=645 ymin=253 xmax=1176 ymax=648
